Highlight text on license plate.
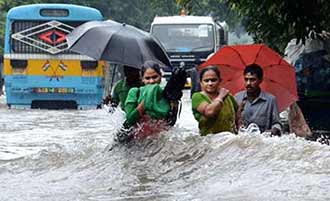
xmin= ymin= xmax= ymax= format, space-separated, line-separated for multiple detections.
xmin=33 ymin=88 xmax=75 ymax=93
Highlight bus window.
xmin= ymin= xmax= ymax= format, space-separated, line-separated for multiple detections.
xmin=40 ymin=9 xmax=69 ymax=17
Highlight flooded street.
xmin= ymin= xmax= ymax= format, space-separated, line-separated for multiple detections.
xmin=1 ymin=91 xmax=330 ymax=201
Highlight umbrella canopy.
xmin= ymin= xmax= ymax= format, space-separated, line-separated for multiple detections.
xmin=66 ymin=20 xmax=171 ymax=69
xmin=200 ymin=44 xmax=298 ymax=112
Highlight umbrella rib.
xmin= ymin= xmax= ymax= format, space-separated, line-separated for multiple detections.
xmin=225 ymin=72 xmax=244 ymax=82
xmin=255 ymin=45 xmax=284 ymax=66
xmin=277 ymin=55 xmax=282 ymax=65
xmin=253 ymin=44 xmax=264 ymax=64
xmin=263 ymin=77 xmax=296 ymax=92
xmin=140 ymin=38 xmax=147 ymax=65
xmin=104 ymin=25 xmax=125 ymax=61
xmin=262 ymin=64 xmax=293 ymax=68
xmin=216 ymin=64 xmax=244 ymax=70
xmin=226 ymin=46 xmax=247 ymax=66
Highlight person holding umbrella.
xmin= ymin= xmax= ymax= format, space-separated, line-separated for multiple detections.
xmin=192 ymin=66 xmax=238 ymax=136
xmin=116 ymin=61 xmax=185 ymax=143
xmin=235 ymin=64 xmax=282 ymax=136
xmin=199 ymin=44 xmax=300 ymax=136
xmin=104 ymin=65 xmax=142 ymax=110
xmin=67 ymin=20 xmax=187 ymax=142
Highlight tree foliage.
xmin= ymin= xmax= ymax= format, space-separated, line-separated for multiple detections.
xmin=2 ymin=1 xmax=328 ymax=56
xmin=176 ymin=0 xmax=241 ymax=31
xmin=0 ymin=0 xmax=180 ymax=56
xmin=177 ymin=0 xmax=330 ymax=53
xmin=0 ymin=0 xmax=243 ymax=56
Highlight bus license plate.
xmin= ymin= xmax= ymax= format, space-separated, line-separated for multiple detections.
xmin=33 ymin=88 xmax=75 ymax=93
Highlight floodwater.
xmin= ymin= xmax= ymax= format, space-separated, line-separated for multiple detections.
xmin=1 ymin=91 xmax=330 ymax=201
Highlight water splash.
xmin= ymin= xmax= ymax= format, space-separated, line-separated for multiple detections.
xmin=1 ymin=93 xmax=330 ymax=201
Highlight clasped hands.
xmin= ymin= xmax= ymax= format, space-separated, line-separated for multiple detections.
xmin=214 ymin=88 xmax=229 ymax=103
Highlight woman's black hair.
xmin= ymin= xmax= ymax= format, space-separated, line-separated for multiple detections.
xmin=141 ymin=61 xmax=162 ymax=77
xmin=199 ymin=65 xmax=221 ymax=81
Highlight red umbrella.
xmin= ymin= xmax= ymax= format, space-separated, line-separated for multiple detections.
xmin=200 ymin=44 xmax=298 ymax=112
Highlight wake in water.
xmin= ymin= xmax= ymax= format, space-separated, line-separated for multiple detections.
xmin=100 ymin=128 xmax=330 ymax=201
xmin=1 ymin=93 xmax=330 ymax=201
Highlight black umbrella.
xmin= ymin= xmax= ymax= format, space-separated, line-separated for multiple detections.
xmin=66 ymin=20 xmax=171 ymax=69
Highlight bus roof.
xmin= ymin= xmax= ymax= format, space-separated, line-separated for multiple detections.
xmin=151 ymin=16 xmax=215 ymax=25
xmin=7 ymin=4 xmax=103 ymax=21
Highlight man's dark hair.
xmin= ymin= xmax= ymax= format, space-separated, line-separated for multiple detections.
xmin=244 ymin=64 xmax=263 ymax=79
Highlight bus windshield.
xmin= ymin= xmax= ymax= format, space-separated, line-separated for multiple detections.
xmin=152 ymin=24 xmax=214 ymax=52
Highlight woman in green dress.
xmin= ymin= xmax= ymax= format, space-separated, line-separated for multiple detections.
xmin=117 ymin=61 xmax=172 ymax=142
xmin=192 ymin=66 xmax=238 ymax=136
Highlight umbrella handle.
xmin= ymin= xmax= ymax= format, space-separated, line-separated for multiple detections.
xmin=109 ymin=64 xmax=117 ymax=94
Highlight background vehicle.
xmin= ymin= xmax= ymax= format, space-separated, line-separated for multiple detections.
xmin=285 ymin=38 xmax=330 ymax=133
xmin=150 ymin=15 xmax=228 ymax=90
xmin=3 ymin=4 xmax=105 ymax=109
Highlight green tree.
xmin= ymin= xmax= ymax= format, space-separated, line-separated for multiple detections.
xmin=0 ymin=0 xmax=181 ymax=56
xmin=177 ymin=0 xmax=330 ymax=53
xmin=93 ymin=0 xmax=179 ymax=31
xmin=176 ymin=0 xmax=241 ymax=30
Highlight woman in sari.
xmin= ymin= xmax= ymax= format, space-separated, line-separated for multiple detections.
xmin=192 ymin=66 xmax=238 ymax=136
xmin=117 ymin=61 xmax=172 ymax=142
